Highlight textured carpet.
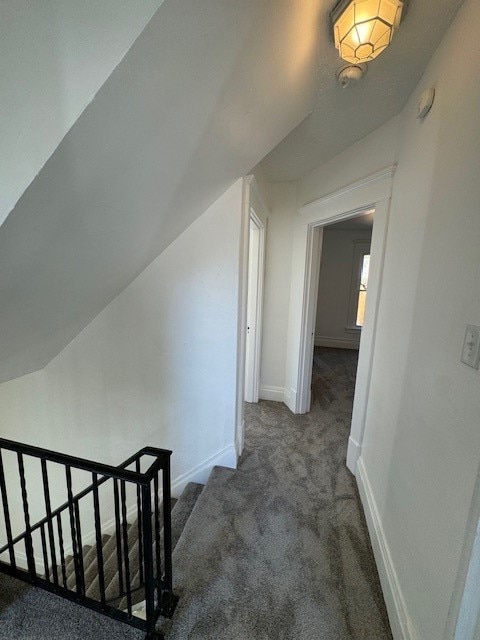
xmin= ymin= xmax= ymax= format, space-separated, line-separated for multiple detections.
xmin=0 ymin=347 xmax=392 ymax=639
xmin=0 ymin=572 xmax=145 ymax=639
xmin=160 ymin=347 xmax=392 ymax=639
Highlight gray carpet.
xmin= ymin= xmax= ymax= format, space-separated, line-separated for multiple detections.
xmin=0 ymin=575 xmax=145 ymax=639
xmin=160 ymin=347 xmax=392 ymax=639
xmin=0 ymin=347 xmax=392 ymax=639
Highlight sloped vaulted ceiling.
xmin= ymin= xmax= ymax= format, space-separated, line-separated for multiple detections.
xmin=0 ymin=0 xmax=165 ymax=226
xmin=0 ymin=0 xmax=321 ymax=384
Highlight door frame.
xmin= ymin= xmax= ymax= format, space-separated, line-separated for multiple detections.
xmin=244 ymin=209 xmax=266 ymax=403
xmin=235 ymin=175 xmax=269 ymax=459
xmin=284 ymin=166 xmax=396 ymax=474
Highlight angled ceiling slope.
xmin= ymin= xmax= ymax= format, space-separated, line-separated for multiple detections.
xmin=0 ymin=0 xmax=165 ymax=226
xmin=0 ymin=0 xmax=321 ymax=384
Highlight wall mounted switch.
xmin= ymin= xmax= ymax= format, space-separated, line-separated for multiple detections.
xmin=461 ymin=325 xmax=480 ymax=369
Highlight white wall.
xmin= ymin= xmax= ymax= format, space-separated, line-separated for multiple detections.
xmin=0 ymin=181 xmax=243 ymax=543
xmin=258 ymin=182 xmax=297 ymax=401
xmin=300 ymin=116 xmax=400 ymax=206
xmin=315 ymin=228 xmax=372 ymax=349
xmin=0 ymin=0 xmax=164 ymax=226
xmin=358 ymin=1 xmax=480 ymax=637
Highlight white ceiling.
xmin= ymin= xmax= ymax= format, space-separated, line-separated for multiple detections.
xmin=0 ymin=0 xmax=164 ymax=227
xmin=260 ymin=0 xmax=465 ymax=181
xmin=0 ymin=0 xmax=320 ymax=383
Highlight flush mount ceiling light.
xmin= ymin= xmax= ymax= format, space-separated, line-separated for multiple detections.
xmin=331 ymin=0 xmax=404 ymax=64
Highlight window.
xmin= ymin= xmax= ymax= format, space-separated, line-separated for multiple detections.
xmin=347 ymin=240 xmax=371 ymax=331
xmin=356 ymin=253 xmax=370 ymax=327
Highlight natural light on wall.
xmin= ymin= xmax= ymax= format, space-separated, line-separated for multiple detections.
xmin=332 ymin=0 xmax=404 ymax=64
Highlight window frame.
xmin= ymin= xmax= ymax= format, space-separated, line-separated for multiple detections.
xmin=346 ymin=239 xmax=371 ymax=333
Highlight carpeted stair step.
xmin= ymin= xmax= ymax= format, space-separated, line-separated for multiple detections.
xmin=156 ymin=466 xmax=234 ymax=639
xmin=66 ymin=537 xmax=108 ymax=590
xmin=69 ymin=496 xmax=179 ymax=604
xmin=84 ymin=496 xmax=177 ymax=601
xmin=170 ymin=482 xmax=204 ymax=550
xmin=61 ymin=484 xmax=203 ymax=613
xmin=104 ymin=529 xmax=144 ymax=601
xmin=169 ymin=468 xmax=236 ymax=562
xmin=63 ymin=545 xmax=92 ymax=585
xmin=104 ymin=502 xmax=177 ymax=603
xmin=85 ymin=523 xmax=134 ymax=601
xmin=118 ymin=481 xmax=204 ymax=613
xmin=82 ymin=532 xmax=116 ymax=592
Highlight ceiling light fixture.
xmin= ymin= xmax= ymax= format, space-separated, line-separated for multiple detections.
xmin=331 ymin=0 xmax=404 ymax=64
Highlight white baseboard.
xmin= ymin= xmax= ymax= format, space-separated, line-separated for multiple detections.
xmin=283 ymin=387 xmax=297 ymax=413
xmin=7 ymin=550 xmax=29 ymax=571
xmin=346 ymin=436 xmax=361 ymax=474
xmin=314 ymin=335 xmax=360 ymax=350
xmin=259 ymin=385 xmax=285 ymax=402
xmin=356 ymin=458 xmax=419 ymax=640
xmin=171 ymin=445 xmax=237 ymax=497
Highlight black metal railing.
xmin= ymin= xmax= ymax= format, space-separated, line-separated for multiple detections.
xmin=0 ymin=437 xmax=177 ymax=639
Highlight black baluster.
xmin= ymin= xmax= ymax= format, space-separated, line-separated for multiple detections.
xmin=162 ymin=463 xmax=173 ymax=595
xmin=73 ymin=498 xmax=85 ymax=595
xmin=41 ymin=458 xmax=58 ymax=586
xmin=65 ymin=466 xmax=81 ymax=595
xmin=154 ymin=472 xmax=162 ymax=611
xmin=40 ymin=524 xmax=50 ymax=581
xmin=56 ymin=513 xmax=67 ymax=587
xmin=142 ymin=483 xmax=155 ymax=638
xmin=17 ymin=453 xmax=36 ymax=578
xmin=113 ymin=479 xmax=124 ymax=595
xmin=120 ymin=480 xmax=132 ymax=616
xmin=92 ymin=473 xmax=106 ymax=608
xmin=0 ymin=451 xmax=16 ymax=568
xmin=135 ymin=459 xmax=144 ymax=587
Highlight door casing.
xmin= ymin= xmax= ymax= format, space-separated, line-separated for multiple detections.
xmin=284 ymin=166 xmax=396 ymax=474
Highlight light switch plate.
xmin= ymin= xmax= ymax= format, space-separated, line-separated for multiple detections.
xmin=461 ymin=325 xmax=480 ymax=369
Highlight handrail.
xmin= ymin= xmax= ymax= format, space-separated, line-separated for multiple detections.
xmin=0 ymin=436 xmax=177 ymax=638
xmin=0 ymin=438 xmax=171 ymax=484
xmin=0 ymin=443 xmax=170 ymax=554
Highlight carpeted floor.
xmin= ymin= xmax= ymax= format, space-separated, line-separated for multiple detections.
xmin=0 ymin=571 xmax=145 ymax=639
xmin=160 ymin=347 xmax=392 ymax=639
xmin=0 ymin=347 xmax=392 ymax=639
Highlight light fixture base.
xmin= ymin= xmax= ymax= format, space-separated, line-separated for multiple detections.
xmin=336 ymin=63 xmax=367 ymax=88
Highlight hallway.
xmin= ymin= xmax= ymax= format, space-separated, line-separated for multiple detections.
xmin=161 ymin=347 xmax=392 ymax=638
xmin=242 ymin=347 xmax=392 ymax=638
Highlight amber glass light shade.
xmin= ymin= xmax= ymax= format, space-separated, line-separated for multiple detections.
xmin=333 ymin=0 xmax=403 ymax=64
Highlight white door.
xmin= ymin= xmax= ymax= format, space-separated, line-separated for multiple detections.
xmin=244 ymin=212 xmax=265 ymax=403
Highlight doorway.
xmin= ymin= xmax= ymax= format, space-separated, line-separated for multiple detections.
xmin=284 ymin=166 xmax=395 ymax=474
xmin=310 ymin=213 xmax=373 ymax=415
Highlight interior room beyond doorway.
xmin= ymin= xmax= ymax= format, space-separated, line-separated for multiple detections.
xmin=314 ymin=212 xmax=374 ymax=354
